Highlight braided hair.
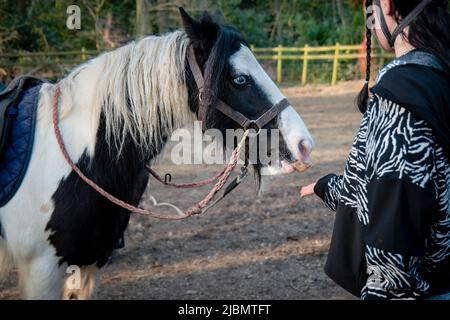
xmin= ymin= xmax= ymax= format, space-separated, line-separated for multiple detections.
xmin=357 ymin=0 xmax=450 ymax=113
xmin=357 ymin=0 xmax=373 ymax=113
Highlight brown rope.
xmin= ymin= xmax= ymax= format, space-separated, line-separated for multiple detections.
xmin=52 ymin=85 xmax=249 ymax=220
xmin=146 ymin=165 xmax=226 ymax=189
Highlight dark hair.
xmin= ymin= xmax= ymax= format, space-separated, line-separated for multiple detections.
xmin=357 ymin=0 xmax=373 ymax=113
xmin=357 ymin=0 xmax=450 ymax=113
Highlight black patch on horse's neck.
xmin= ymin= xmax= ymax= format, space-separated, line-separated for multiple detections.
xmin=47 ymin=106 xmax=168 ymax=267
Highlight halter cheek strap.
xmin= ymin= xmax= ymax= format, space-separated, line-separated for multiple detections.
xmin=375 ymin=0 xmax=394 ymax=46
xmin=374 ymin=0 xmax=433 ymax=48
xmin=186 ymin=46 xmax=290 ymax=131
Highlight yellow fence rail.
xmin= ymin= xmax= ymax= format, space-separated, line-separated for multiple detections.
xmin=0 ymin=44 xmax=395 ymax=86
xmin=252 ymin=43 xmax=395 ymax=85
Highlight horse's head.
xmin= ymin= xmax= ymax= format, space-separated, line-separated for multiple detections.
xmin=180 ymin=8 xmax=314 ymax=176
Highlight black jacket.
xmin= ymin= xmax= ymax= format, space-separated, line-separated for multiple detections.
xmin=315 ymin=51 xmax=450 ymax=299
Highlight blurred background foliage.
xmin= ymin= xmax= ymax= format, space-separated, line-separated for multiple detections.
xmin=2 ymin=1 xmax=447 ymax=84
xmin=0 ymin=0 xmax=368 ymax=53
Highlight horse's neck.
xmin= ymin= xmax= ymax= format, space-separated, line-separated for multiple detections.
xmin=60 ymin=67 xmax=165 ymax=161
xmin=52 ymin=53 xmax=194 ymax=185
xmin=51 ymin=63 xmax=105 ymax=160
xmin=71 ymin=34 xmax=194 ymax=155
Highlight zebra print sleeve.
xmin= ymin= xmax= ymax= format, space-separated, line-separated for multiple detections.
xmin=362 ymin=245 xmax=430 ymax=300
xmin=361 ymin=95 xmax=441 ymax=299
xmin=314 ymin=174 xmax=343 ymax=211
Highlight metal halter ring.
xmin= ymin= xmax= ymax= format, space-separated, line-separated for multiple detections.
xmin=198 ymin=89 xmax=205 ymax=103
xmin=198 ymin=88 xmax=216 ymax=103
xmin=244 ymin=120 xmax=262 ymax=136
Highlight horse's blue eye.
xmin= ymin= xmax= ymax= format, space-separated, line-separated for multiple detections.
xmin=233 ymin=75 xmax=248 ymax=86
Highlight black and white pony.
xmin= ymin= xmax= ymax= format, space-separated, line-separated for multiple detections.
xmin=0 ymin=9 xmax=313 ymax=299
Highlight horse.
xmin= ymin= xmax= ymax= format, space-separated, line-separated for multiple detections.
xmin=0 ymin=8 xmax=314 ymax=299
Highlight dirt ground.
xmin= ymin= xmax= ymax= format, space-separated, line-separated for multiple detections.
xmin=0 ymin=81 xmax=363 ymax=300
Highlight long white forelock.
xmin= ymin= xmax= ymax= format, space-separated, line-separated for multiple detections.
xmin=62 ymin=31 xmax=194 ymax=155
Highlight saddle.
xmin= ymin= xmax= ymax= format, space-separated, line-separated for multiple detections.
xmin=0 ymin=76 xmax=46 ymax=207
xmin=0 ymin=77 xmax=45 ymax=156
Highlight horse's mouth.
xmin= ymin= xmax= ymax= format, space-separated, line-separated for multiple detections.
xmin=281 ymin=160 xmax=313 ymax=174
xmin=291 ymin=160 xmax=313 ymax=173
xmin=261 ymin=159 xmax=312 ymax=176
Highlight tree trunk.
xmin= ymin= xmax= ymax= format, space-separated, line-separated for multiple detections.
xmin=332 ymin=0 xmax=338 ymax=23
xmin=103 ymin=11 xmax=114 ymax=48
xmin=155 ymin=0 xmax=169 ymax=33
xmin=136 ymin=0 xmax=149 ymax=38
xmin=270 ymin=0 xmax=284 ymax=43
xmin=17 ymin=0 xmax=27 ymax=14
xmin=336 ymin=0 xmax=347 ymax=31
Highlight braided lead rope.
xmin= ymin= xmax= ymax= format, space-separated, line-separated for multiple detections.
xmin=52 ymin=85 xmax=249 ymax=220
xmin=146 ymin=165 xmax=226 ymax=189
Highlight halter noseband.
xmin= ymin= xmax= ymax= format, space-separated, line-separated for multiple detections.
xmin=186 ymin=46 xmax=290 ymax=131
xmin=374 ymin=0 xmax=433 ymax=48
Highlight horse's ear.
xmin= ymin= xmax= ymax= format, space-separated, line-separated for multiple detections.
xmin=201 ymin=11 xmax=213 ymax=24
xmin=179 ymin=7 xmax=218 ymax=52
xmin=179 ymin=7 xmax=202 ymax=41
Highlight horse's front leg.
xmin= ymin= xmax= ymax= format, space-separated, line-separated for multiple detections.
xmin=17 ymin=252 xmax=66 ymax=300
xmin=16 ymin=246 xmax=100 ymax=300
xmin=62 ymin=265 xmax=100 ymax=300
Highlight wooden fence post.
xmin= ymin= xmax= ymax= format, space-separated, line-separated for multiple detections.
xmin=277 ymin=44 xmax=283 ymax=84
xmin=301 ymin=44 xmax=309 ymax=86
xmin=379 ymin=48 xmax=385 ymax=68
xmin=332 ymin=43 xmax=340 ymax=86
xmin=18 ymin=54 xmax=24 ymax=75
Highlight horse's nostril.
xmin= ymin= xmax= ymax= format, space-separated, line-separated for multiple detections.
xmin=298 ymin=140 xmax=313 ymax=163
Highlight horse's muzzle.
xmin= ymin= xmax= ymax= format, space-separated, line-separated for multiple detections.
xmin=292 ymin=139 xmax=313 ymax=173
xmin=292 ymin=161 xmax=313 ymax=173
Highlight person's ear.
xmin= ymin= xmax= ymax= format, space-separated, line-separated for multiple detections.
xmin=381 ymin=0 xmax=394 ymax=17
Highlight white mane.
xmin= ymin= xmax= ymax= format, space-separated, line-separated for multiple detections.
xmin=60 ymin=30 xmax=194 ymax=155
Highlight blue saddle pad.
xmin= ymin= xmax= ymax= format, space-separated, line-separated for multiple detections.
xmin=0 ymin=84 xmax=42 ymax=207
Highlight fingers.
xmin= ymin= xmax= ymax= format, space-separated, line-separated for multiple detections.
xmin=299 ymin=183 xmax=316 ymax=199
xmin=299 ymin=187 xmax=311 ymax=199
xmin=299 ymin=190 xmax=307 ymax=199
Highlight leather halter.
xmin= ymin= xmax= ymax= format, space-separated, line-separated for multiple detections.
xmin=186 ymin=46 xmax=290 ymax=130
xmin=374 ymin=0 xmax=433 ymax=48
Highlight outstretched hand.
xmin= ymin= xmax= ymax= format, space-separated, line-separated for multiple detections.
xmin=299 ymin=182 xmax=316 ymax=199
